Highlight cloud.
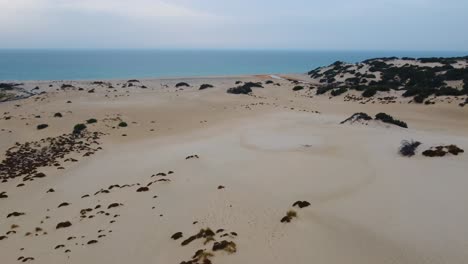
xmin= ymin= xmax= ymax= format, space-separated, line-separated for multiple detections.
xmin=55 ymin=0 xmax=218 ymax=20
xmin=0 ymin=0 xmax=220 ymax=31
xmin=0 ymin=0 xmax=467 ymax=50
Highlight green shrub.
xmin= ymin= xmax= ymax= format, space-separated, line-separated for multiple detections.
xmin=413 ymin=94 xmax=428 ymax=103
xmin=292 ymin=86 xmax=304 ymax=91
xmin=399 ymin=140 xmax=421 ymax=157
xmin=86 ymin=118 xmax=98 ymax=124
xmin=37 ymin=124 xmax=49 ymax=130
xmin=316 ymin=86 xmax=334 ymax=95
xmin=175 ymin=82 xmax=189 ymax=88
xmin=199 ymin=84 xmax=214 ymax=90
xmin=73 ymin=124 xmax=87 ymax=134
xmin=118 ymin=122 xmax=128 ymax=127
xmin=375 ymin=113 xmax=408 ymax=128
xmin=362 ymin=88 xmax=377 ymax=97
xmin=331 ymin=87 xmax=347 ymax=96
xmin=435 ymin=87 xmax=463 ymax=96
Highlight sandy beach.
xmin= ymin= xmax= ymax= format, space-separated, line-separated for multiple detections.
xmin=1 ymin=75 xmax=468 ymax=264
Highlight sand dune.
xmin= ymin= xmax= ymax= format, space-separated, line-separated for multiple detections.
xmin=1 ymin=75 xmax=468 ymax=264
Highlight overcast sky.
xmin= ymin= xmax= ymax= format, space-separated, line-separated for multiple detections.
xmin=1 ymin=0 xmax=467 ymax=50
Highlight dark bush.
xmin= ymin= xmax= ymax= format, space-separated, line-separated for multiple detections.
xmin=399 ymin=140 xmax=422 ymax=157
xmin=331 ymin=87 xmax=347 ymax=96
xmin=199 ymin=84 xmax=214 ymax=90
xmin=243 ymin=82 xmax=263 ymax=89
xmin=227 ymin=85 xmax=252 ymax=95
xmin=413 ymin=94 xmax=429 ymax=104
xmin=0 ymin=83 xmax=22 ymax=90
xmin=422 ymin=148 xmax=446 ymax=157
xmin=292 ymin=86 xmax=304 ymax=91
xmin=61 ymin=84 xmax=73 ymax=89
xmin=375 ymin=113 xmax=408 ymax=128
xmin=175 ymin=82 xmax=189 ymax=88
xmin=435 ymin=87 xmax=464 ymax=96
xmin=54 ymin=113 xmax=63 ymax=118
xmin=86 ymin=118 xmax=98 ymax=124
xmin=265 ymin=80 xmax=274 ymax=84
xmin=447 ymin=145 xmax=464 ymax=155
xmin=362 ymin=88 xmax=377 ymax=97
xmin=73 ymin=124 xmax=87 ymax=134
xmin=340 ymin=113 xmax=372 ymax=124
xmin=363 ymin=74 xmax=377 ymax=78
xmin=444 ymin=68 xmax=468 ymax=81
xmin=345 ymin=77 xmax=360 ymax=86
xmin=316 ymin=86 xmax=334 ymax=95
xmin=37 ymin=124 xmax=49 ymax=130
xmin=118 ymin=122 xmax=128 ymax=127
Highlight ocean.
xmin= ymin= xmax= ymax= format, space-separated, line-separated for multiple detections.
xmin=0 ymin=49 xmax=466 ymax=81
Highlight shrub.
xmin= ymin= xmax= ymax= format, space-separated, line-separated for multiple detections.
xmin=73 ymin=124 xmax=87 ymax=134
xmin=281 ymin=210 xmax=298 ymax=223
xmin=227 ymin=82 xmax=262 ymax=94
xmin=375 ymin=113 xmax=408 ymax=128
xmin=227 ymin=85 xmax=252 ymax=94
xmin=86 ymin=118 xmax=98 ymax=124
xmin=435 ymin=87 xmax=464 ymax=96
xmin=37 ymin=124 xmax=49 ymax=130
xmin=345 ymin=77 xmax=360 ymax=86
xmin=0 ymin=83 xmax=22 ymax=90
xmin=447 ymin=145 xmax=464 ymax=155
xmin=340 ymin=112 xmax=372 ymax=124
xmin=422 ymin=148 xmax=446 ymax=157
xmin=118 ymin=122 xmax=128 ymax=127
xmin=331 ymin=87 xmax=347 ymax=96
xmin=292 ymin=86 xmax=304 ymax=91
xmin=363 ymin=73 xmax=377 ymax=78
xmin=175 ymin=82 xmax=189 ymax=88
xmin=399 ymin=140 xmax=422 ymax=157
xmin=413 ymin=94 xmax=429 ymax=104
xmin=265 ymin=80 xmax=274 ymax=84
xmin=61 ymin=84 xmax=73 ymax=89
xmin=316 ymin=86 xmax=333 ymax=95
xmin=362 ymin=88 xmax=377 ymax=97
xmin=199 ymin=84 xmax=213 ymax=90
xmin=54 ymin=113 xmax=62 ymax=118
xmin=243 ymin=82 xmax=263 ymax=89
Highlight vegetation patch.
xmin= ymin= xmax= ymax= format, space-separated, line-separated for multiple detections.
xmin=175 ymin=82 xmax=190 ymax=88
xmin=199 ymin=84 xmax=214 ymax=90
xmin=423 ymin=145 xmax=464 ymax=157
xmin=73 ymin=124 xmax=87 ymax=134
xmin=292 ymin=86 xmax=304 ymax=91
xmin=309 ymin=56 xmax=468 ymax=102
xmin=375 ymin=113 xmax=408 ymax=128
xmin=331 ymin=87 xmax=348 ymax=96
xmin=399 ymin=140 xmax=422 ymax=157
xmin=37 ymin=124 xmax=49 ymax=130
xmin=281 ymin=210 xmax=297 ymax=223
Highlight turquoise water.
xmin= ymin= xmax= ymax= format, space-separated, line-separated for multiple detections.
xmin=0 ymin=50 xmax=467 ymax=81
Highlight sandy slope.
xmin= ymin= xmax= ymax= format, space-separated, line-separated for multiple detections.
xmin=1 ymin=75 xmax=468 ymax=264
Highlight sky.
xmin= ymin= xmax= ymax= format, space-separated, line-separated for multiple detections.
xmin=0 ymin=0 xmax=467 ymax=51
